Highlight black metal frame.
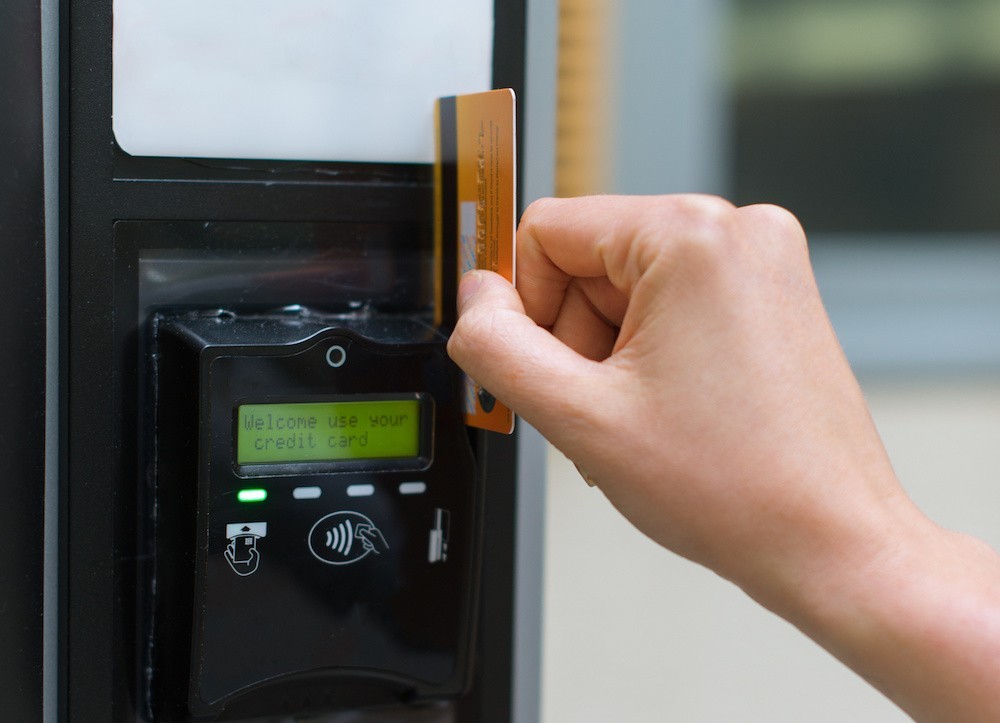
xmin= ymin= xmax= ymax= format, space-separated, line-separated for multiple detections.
xmin=0 ymin=0 xmax=48 ymax=719
xmin=57 ymin=0 xmax=527 ymax=720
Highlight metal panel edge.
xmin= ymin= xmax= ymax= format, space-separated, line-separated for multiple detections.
xmin=0 ymin=0 xmax=47 ymax=717
xmin=512 ymin=0 xmax=558 ymax=720
xmin=42 ymin=0 xmax=62 ymax=717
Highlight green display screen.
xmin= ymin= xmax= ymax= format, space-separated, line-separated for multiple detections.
xmin=236 ymin=399 xmax=422 ymax=465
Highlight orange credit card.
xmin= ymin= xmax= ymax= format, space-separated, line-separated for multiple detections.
xmin=435 ymin=88 xmax=516 ymax=434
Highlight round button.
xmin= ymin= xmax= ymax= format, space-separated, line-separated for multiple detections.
xmin=325 ymin=344 xmax=347 ymax=368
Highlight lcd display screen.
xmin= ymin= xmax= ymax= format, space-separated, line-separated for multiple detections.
xmin=237 ymin=399 xmax=421 ymax=465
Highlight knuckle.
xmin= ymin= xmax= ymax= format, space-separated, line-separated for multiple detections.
xmin=448 ymin=311 xmax=483 ymax=363
xmin=519 ymin=196 xmax=560 ymax=230
xmin=642 ymin=195 xmax=740 ymax=271
xmin=450 ymin=303 xmax=509 ymax=361
xmin=738 ymin=204 xmax=809 ymax=263
xmin=741 ymin=203 xmax=802 ymax=230
xmin=740 ymin=203 xmax=805 ymax=239
xmin=524 ymin=196 xmax=559 ymax=214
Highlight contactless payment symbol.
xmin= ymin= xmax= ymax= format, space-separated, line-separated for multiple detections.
xmin=308 ymin=511 xmax=388 ymax=565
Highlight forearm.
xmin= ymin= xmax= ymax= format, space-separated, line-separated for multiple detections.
xmin=762 ymin=495 xmax=1000 ymax=722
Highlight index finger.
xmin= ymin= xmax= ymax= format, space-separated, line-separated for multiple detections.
xmin=516 ymin=194 xmax=736 ymax=325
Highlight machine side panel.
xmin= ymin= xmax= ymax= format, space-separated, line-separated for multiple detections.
xmin=0 ymin=0 xmax=47 ymax=717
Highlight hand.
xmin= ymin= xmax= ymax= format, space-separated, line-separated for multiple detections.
xmin=225 ymin=536 xmax=261 ymax=575
xmin=450 ymin=195 xmax=905 ymax=588
xmin=355 ymin=524 xmax=388 ymax=555
xmin=448 ymin=195 xmax=1000 ymax=721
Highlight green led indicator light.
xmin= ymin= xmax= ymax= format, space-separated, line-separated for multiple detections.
xmin=237 ymin=488 xmax=268 ymax=503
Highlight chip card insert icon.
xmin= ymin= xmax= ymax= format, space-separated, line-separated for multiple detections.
xmin=224 ymin=522 xmax=267 ymax=576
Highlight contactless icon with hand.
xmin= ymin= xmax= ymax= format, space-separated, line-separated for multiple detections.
xmin=308 ymin=511 xmax=388 ymax=565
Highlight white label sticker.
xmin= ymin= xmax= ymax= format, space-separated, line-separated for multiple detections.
xmin=112 ymin=0 xmax=494 ymax=162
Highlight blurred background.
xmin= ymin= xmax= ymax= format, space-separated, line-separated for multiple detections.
xmin=541 ymin=0 xmax=1000 ymax=720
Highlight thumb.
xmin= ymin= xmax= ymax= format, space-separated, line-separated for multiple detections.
xmin=447 ymin=270 xmax=606 ymax=443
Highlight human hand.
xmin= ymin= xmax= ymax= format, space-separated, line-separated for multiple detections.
xmin=449 ymin=195 xmax=909 ymax=595
xmin=448 ymin=195 xmax=1000 ymax=721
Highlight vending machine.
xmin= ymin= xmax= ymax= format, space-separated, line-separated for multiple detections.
xmin=0 ymin=0 xmax=553 ymax=719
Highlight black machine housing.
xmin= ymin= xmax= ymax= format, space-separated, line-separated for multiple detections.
xmin=148 ymin=312 xmax=481 ymax=719
xmin=20 ymin=0 xmax=531 ymax=720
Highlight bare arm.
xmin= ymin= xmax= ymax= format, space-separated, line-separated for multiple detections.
xmin=447 ymin=194 xmax=1000 ymax=722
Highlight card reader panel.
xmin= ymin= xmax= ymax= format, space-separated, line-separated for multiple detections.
xmin=148 ymin=311 xmax=479 ymax=719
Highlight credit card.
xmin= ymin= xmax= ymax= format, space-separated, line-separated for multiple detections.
xmin=435 ymin=88 xmax=516 ymax=434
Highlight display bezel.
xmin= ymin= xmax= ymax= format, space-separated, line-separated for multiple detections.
xmin=231 ymin=392 xmax=434 ymax=478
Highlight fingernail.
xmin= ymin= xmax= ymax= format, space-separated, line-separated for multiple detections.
xmin=457 ymin=270 xmax=484 ymax=312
